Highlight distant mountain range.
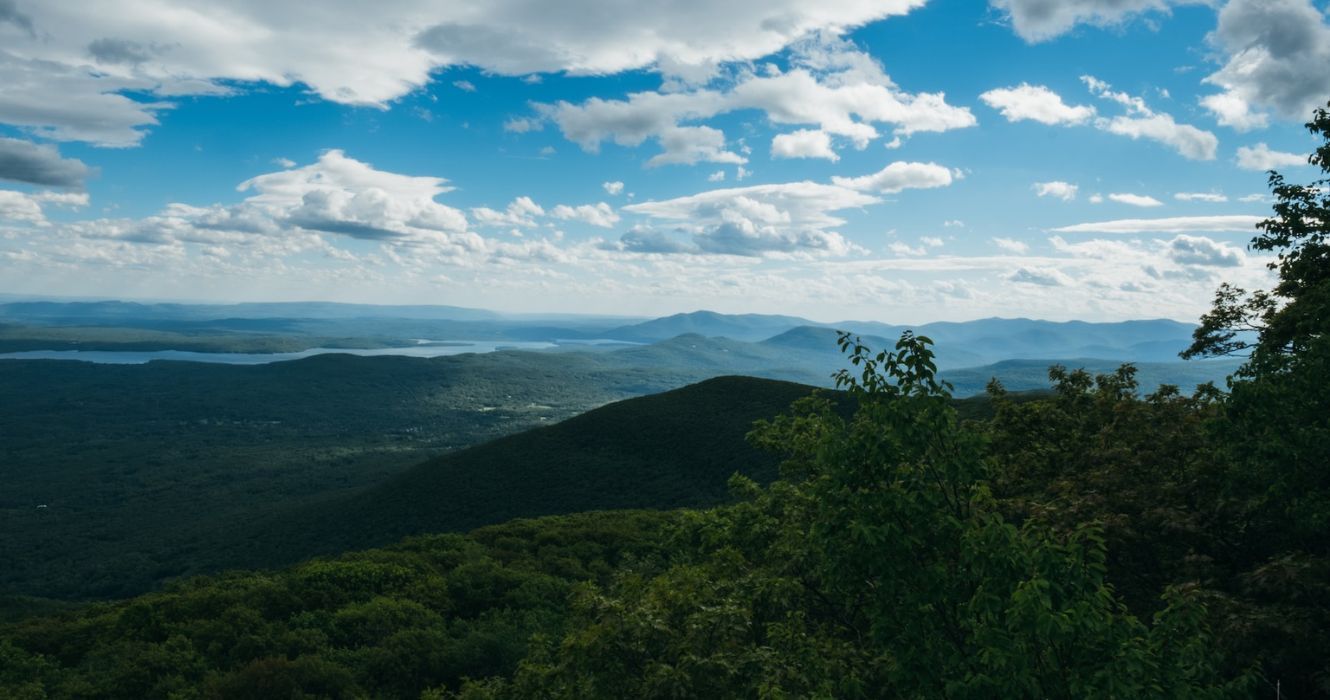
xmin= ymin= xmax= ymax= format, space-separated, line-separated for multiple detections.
xmin=0 ymin=301 xmax=1205 ymax=368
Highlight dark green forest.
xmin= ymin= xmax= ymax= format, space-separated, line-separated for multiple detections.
xmin=2 ymin=106 xmax=1329 ymax=697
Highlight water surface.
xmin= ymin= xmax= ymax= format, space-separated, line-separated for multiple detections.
xmin=0 ymin=341 xmax=557 ymax=365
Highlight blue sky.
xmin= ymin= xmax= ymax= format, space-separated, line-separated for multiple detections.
xmin=0 ymin=0 xmax=1327 ymax=322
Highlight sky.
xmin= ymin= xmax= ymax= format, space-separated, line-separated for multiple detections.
xmin=0 ymin=0 xmax=1327 ymax=323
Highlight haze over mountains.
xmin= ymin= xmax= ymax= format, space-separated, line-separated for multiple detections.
xmin=0 ymin=299 xmax=1216 ymax=368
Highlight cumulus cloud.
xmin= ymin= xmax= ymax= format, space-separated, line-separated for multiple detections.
xmin=1084 ymin=78 xmax=1212 ymax=152
xmin=1236 ymin=143 xmax=1309 ymax=171
xmin=616 ymin=160 xmax=955 ymax=257
xmin=694 ymin=219 xmax=859 ymax=256
xmin=1167 ymin=234 xmax=1243 ymax=267
xmin=980 ymin=77 xmax=1217 ymax=161
xmin=621 ymin=181 xmax=876 ymax=257
xmin=646 ymin=125 xmax=745 ymax=167
xmin=626 ymin=181 xmax=875 ymax=229
xmin=1174 ymin=192 xmax=1227 ymax=203
xmin=602 ymin=181 xmax=624 ymax=195
xmin=0 ymin=1 xmax=929 ymax=146
xmin=1033 ymin=180 xmax=1078 ymax=201
xmin=1200 ymin=92 xmax=1268 ymax=132
xmin=550 ymin=202 xmax=620 ymax=228
xmin=1082 ymin=75 xmax=1218 ymax=160
xmin=1108 ymin=192 xmax=1163 ymax=207
xmin=831 ymin=161 xmax=954 ymax=193
xmin=980 ymin=84 xmax=1095 ymax=125
xmin=1202 ymin=0 xmax=1330 ymax=128
xmin=0 ymin=137 xmax=93 ymax=187
xmin=222 ymin=150 xmax=481 ymax=250
xmin=1098 ymin=114 xmax=1218 ymax=161
xmin=0 ymin=188 xmax=89 ymax=225
xmin=0 ymin=189 xmax=49 ymax=224
xmin=771 ymin=129 xmax=839 ymax=161
xmin=532 ymin=35 xmax=974 ymax=165
xmin=1053 ymin=215 xmax=1264 ymax=234
xmin=471 ymin=196 xmax=544 ymax=227
xmin=990 ymin=0 xmax=1173 ymax=42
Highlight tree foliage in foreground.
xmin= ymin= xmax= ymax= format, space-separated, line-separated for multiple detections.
xmin=1180 ymin=101 xmax=1330 ymax=698
xmin=464 ymin=334 xmax=1250 ymax=699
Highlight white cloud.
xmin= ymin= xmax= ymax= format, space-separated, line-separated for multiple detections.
xmin=1053 ymin=215 xmax=1265 ymax=234
xmin=707 ymin=170 xmax=726 ymax=182
xmin=980 ymin=76 xmax=1217 ymax=161
xmin=921 ymin=236 xmax=943 ymax=247
xmin=550 ymin=202 xmax=620 ymax=228
xmin=533 ymin=35 xmax=974 ymax=164
xmin=1083 ymin=76 xmax=1218 ymax=160
xmin=272 ymin=157 xmax=297 ymax=169
xmin=1236 ymin=143 xmax=1308 ymax=171
xmin=602 ymin=181 xmax=624 ymax=195
xmin=1033 ymin=180 xmax=1078 ymax=201
xmin=1202 ymin=0 xmax=1330 ymax=127
xmin=831 ymin=161 xmax=954 ymax=193
xmin=1238 ymin=193 xmax=1270 ymax=203
xmin=1174 ymin=192 xmax=1227 ymax=203
xmin=990 ymin=0 xmax=1174 ymax=43
xmin=993 ymin=237 xmax=1029 ymax=254
xmin=229 ymin=151 xmax=473 ymax=244
xmin=1167 ymin=234 xmax=1243 ymax=267
xmin=471 ymin=196 xmax=545 ymax=227
xmin=646 ymin=125 xmax=746 ymax=167
xmin=621 ymin=180 xmax=877 ymax=256
xmin=943 ymin=219 xmax=964 ymax=227
xmin=452 ymin=79 xmax=476 ymax=92
xmin=625 ymin=181 xmax=876 ymax=229
xmin=1108 ymin=192 xmax=1163 ymax=207
xmin=771 ymin=129 xmax=838 ymax=161
xmin=1089 ymin=194 xmax=1104 ymax=204
xmin=0 ymin=1 xmax=932 ymax=145
xmin=618 ymin=161 xmax=953 ymax=257
xmin=1199 ymin=93 xmax=1268 ymax=132
xmin=980 ymin=84 xmax=1095 ymax=125
xmin=1099 ymin=114 xmax=1218 ymax=161
xmin=0 ymin=189 xmax=49 ymax=224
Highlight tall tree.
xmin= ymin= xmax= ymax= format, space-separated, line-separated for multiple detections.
xmin=1185 ymin=102 xmax=1330 ymax=696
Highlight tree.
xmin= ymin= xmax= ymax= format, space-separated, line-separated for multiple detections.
xmin=495 ymin=333 xmax=1250 ymax=698
xmin=1183 ymin=100 xmax=1330 ymax=697
xmin=1184 ymin=103 xmax=1330 ymax=364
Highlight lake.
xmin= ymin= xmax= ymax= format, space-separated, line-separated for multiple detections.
xmin=0 ymin=341 xmax=558 ymax=365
